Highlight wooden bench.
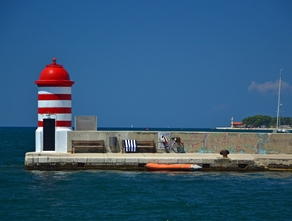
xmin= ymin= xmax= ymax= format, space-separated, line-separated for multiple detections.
xmin=72 ymin=140 xmax=105 ymax=153
xmin=122 ymin=140 xmax=156 ymax=153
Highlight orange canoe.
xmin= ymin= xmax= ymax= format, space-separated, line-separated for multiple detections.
xmin=146 ymin=162 xmax=202 ymax=171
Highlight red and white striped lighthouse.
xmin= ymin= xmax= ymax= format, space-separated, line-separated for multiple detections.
xmin=35 ymin=58 xmax=74 ymax=152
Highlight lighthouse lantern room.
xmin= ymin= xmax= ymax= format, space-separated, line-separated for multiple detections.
xmin=35 ymin=58 xmax=74 ymax=152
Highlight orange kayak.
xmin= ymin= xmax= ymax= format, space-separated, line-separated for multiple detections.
xmin=146 ymin=162 xmax=202 ymax=171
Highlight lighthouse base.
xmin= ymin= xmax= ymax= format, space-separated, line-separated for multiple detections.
xmin=35 ymin=127 xmax=72 ymax=153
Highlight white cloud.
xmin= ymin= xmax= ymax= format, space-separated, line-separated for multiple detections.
xmin=248 ymin=80 xmax=292 ymax=94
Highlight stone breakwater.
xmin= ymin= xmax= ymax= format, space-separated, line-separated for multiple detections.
xmin=25 ymin=152 xmax=292 ymax=171
xmin=24 ymin=130 xmax=292 ymax=171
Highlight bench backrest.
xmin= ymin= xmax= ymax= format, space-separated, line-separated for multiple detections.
xmin=72 ymin=140 xmax=105 ymax=146
xmin=71 ymin=140 xmax=105 ymax=153
xmin=122 ymin=140 xmax=156 ymax=153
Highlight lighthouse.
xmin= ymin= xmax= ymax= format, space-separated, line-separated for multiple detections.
xmin=35 ymin=58 xmax=74 ymax=152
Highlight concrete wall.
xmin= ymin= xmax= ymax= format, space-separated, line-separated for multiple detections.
xmin=67 ymin=131 xmax=292 ymax=154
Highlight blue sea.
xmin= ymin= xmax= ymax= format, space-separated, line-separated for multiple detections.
xmin=1 ymin=127 xmax=292 ymax=221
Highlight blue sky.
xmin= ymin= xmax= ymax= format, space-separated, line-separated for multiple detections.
xmin=1 ymin=0 xmax=292 ymax=128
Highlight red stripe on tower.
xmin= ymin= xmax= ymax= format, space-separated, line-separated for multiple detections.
xmin=38 ymin=107 xmax=72 ymax=114
xmin=38 ymin=94 xmax=72 ymax=100
xmin=38 ymin=121 xmax=72 ymax=127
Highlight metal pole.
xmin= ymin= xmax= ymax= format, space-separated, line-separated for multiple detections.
xmin=276 ymin=69 xmax=282 ymax=129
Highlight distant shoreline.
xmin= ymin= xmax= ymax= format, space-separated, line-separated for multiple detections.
xmin=0 ymin=126 xmax=289 ymax=133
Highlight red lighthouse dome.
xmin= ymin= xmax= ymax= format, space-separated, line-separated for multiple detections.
xmin=35 ymin=58 xmax=74 ymax=86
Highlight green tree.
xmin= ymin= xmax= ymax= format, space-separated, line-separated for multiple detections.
xmin=242 ymin=115 xmax=292 ymax=128
xmin=271 ymin=117 xmax=277 ymax=127
xmin=242 ymin=115 xmax=272 ymax=128
xmin=281 ymin=117 xmax=292 ymax=126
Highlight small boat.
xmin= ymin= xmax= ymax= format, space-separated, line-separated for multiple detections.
xmin=146 ymin=162 xmax=202 ymax=171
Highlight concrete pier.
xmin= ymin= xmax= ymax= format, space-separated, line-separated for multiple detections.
xmin=24 ymin=130 xmax=292 ymax=171
xmin=25 ymin=152 xmax=292 ymax=171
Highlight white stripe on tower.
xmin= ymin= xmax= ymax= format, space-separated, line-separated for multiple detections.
xmin=38 ymin=87 xmax=71 ymax=94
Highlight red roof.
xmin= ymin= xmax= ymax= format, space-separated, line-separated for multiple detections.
xmin=35 ymin=58 xmax=74 ymax=87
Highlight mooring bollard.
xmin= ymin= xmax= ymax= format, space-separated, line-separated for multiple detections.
xmin=220 ymin=150 xmax=230 ymax=158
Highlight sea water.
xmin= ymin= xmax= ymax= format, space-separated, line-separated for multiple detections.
xmin=1 ymin=127 xmax=292 ymax=221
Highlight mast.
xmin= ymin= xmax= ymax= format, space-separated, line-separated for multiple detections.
xmin=276 ymin=69 xmax=282 ymax=129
